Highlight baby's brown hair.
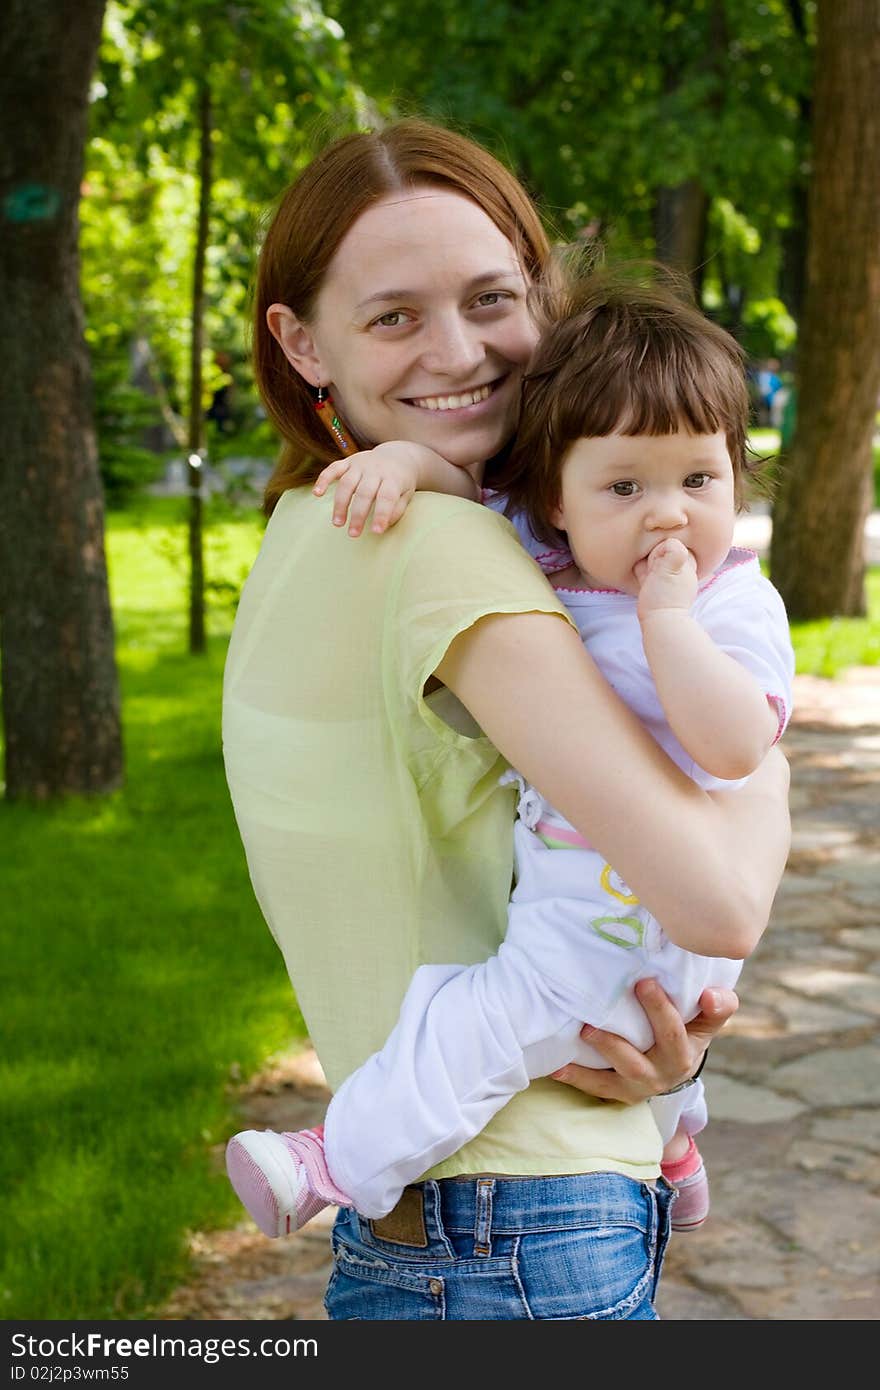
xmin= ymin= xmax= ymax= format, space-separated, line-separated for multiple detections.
xmin=492 ymin=266 xmax=760 ymax=546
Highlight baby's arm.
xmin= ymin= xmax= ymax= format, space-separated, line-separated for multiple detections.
xmin=637 ymin=539 xmax=780 ymax=781
xmin=313 ymin=441 xmax=479 ymax=536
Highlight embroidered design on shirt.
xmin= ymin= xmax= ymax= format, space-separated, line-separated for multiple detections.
xmin=600 ymin=863 xmax=640 ymax=905
xmin=589 ymin=916 xmax=646 ymax=950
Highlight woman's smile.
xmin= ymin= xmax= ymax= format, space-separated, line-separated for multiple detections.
xmin=289 ymin=189 xmax=538 ymax=467
xmin=407 ymin=380 xmax=498 ymax=412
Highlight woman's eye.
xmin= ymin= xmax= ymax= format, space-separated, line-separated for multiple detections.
xmin=684 ymin=472 xmax=711 ymax=489
xmin=473 ymin=291 xmax=509 ymax=309
xmin=372 ymin=310 xmax=410 ymax=329
xmin=610 ymin=480 xmax=638 ymax=497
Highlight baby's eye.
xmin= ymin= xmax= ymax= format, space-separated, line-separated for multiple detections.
xmin=610 ymin=480 xmax=638 ymax=497
xmin=684 ymin=472 xmax=711 ymax=489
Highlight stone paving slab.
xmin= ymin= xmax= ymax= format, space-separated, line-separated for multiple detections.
xmin=161 ymin=667 xmax=880 ymax=1322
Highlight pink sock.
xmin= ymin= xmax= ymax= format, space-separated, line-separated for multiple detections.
xmin=660 ymin=1135 xmax=703 ymax=1183
xmin=661 ymin=1136 xmax=709 ymax=1231
xmin=287 ymin=1125 xmax=351 ymax=1208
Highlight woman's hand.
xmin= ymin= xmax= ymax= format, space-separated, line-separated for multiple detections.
xmin=549 ymin=979 xmax=738 ymax=1103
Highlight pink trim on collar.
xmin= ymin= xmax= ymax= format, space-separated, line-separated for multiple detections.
xmin=697 ymin=547 xmax=759 ymax=594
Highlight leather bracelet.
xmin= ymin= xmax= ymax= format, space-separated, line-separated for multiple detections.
xmin=658 ymin=1046 xmax=709 ymax=1096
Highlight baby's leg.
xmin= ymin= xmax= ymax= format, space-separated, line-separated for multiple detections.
xmin=326 ymin=832 xmax=675 ymax=1217
xmin=325 ymin=946 xmax=585 ymax=1217
xmin=653 ymin=1083 xmax=710 ymax=1232
xmin=226 ymin=947 xmax=580 ymax=1235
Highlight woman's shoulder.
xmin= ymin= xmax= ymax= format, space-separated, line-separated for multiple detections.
xmin=263 ymin=487 xmax=560 ymax=610
xmin=397 ymin=493 xmax=563 ymax=582
xmin=405 ymin=490 xmax=523 ymax=538
xmin=271 ymin=482 xmax=507 ymax=536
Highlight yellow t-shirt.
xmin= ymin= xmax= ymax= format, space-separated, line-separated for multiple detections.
xmin=222 ymin=486 xmax=662 ymax=1181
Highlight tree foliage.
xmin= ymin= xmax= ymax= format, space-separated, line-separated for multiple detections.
xmin=86 ymin=0 xmax=366 ymax=648
xmin=87 ymin=0 xmax=364 ymax=433
xmin=330 ymin=0 xmax=813 ymax=326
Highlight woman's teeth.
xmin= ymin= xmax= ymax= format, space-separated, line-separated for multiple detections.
xmin=411 ymin=384 xmax=492 ymax=411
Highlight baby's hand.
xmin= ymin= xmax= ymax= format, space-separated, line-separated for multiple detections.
xmin=637 ymin=538 xmax=698 ymax=620
xmin=313 ymin=442 xmax=420 ymax=537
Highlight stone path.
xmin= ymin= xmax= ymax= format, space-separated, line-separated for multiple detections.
xmin=658 ymin=666 xmax=880 ymax=1320
xmin=162 ymin=667 xmax=880 ymax=1322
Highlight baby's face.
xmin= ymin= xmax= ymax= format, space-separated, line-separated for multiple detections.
xmin=549 ymin=429 xmax=737 ymax=595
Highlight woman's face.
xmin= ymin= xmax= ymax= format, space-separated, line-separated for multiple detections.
xmin=271 ymin=189 xmax=539 ymax=467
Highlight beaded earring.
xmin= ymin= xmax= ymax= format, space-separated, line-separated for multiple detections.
xmin=314 ymin=386 xmax=357 ymax=456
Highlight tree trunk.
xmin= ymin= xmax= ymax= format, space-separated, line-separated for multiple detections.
xmin=778 ymin=1 xmax=812 ymax=327
xmin=778 ymin=180 xmax=809 ymax=329
xmin=186 ymin=79 xmax=212 ymax=656
xmin=653 ymin=180 xmax=709 ymax=301
xmin=0 ymin=0 xmax=122 ymax=799
xmin=770 ymin=0 xmax=880 ymax=619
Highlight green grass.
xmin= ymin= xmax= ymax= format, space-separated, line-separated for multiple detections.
xmin=746 ymin=434 xmax=880 ymax=675
xmin=789 ymin=569 xmax=880 ymax=677
xmin=0 ymin=495 xmax=307 ymax=1320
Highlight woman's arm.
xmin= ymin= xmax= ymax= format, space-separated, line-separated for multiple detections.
xmin=435 ymin=610 xmax=791 ymax=960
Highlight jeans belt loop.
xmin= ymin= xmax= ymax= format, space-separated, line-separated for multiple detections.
xmin=474 ymin=1178 xmax=495 ymax=1256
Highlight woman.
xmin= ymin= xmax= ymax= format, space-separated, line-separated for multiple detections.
xmin=222 ymin=120 xmax=790 ymax=1320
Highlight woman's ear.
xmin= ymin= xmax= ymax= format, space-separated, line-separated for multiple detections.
xmin=266 ymin=303 xmax=325 ymax=387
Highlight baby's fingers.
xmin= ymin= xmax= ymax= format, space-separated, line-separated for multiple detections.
xmin=371 ymin=482 xmax=415 ymax=534
xmin=647 ymin=537 xmax=691 ymax=572
xmin=313 ymin=458 xmax=351 ymax=497
xmin=345 ymin=478 xmax=382 ymax=536
xmin=329 ymin=468 xmax=363 ymax=528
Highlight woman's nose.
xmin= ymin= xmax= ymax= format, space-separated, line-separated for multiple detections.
xmin=420 ymin=314 xmax=485 ymax=377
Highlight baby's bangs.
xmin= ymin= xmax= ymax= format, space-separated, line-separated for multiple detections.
xmin=589 ymin=339 xmax=739 ymax=442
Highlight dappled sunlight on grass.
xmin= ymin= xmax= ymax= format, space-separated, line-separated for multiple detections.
xmin=106 ymin=496 xmax=263 ymax=654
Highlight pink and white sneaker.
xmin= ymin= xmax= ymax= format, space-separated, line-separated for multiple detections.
xmin=225 ymin=1125 xmax=350 ymax=1238
xmin=660 ymin=1136 xmax=710 ymax=1232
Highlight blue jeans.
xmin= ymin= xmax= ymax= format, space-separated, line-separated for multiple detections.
xmin=324 ymin=1172 xmax=675 ymax=1320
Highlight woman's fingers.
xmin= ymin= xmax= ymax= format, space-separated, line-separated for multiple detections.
xmin=550 ymin=1060 xmax=632 ymax=1100
xmin=632 ymin=977 xmax=695 ymax=1081
xmin=550 ymin=980 xmax=740 ymax=1103
xmin=685 ymin=986 xmax=739 ymax=1051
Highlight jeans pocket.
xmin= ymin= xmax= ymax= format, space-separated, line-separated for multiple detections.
xmin=324 ymin=1244 xmax=445 ymax=1321
xmin=516 ymin=1218 xmax=657 ymax=1320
